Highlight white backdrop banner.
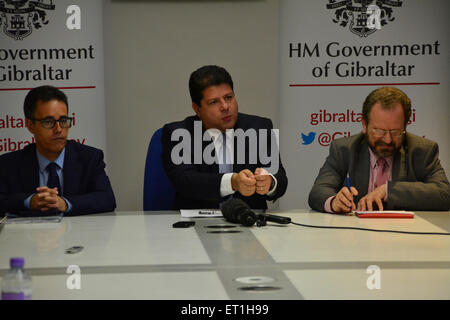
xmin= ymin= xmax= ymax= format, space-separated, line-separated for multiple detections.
xmin=279 ymin=0 xmax=449 ymax=209
xmin=0 ymin=0 xmax=106 ymax=155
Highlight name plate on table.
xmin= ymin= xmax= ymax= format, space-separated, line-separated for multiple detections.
xmin=180 ymin=209 xmax=223 ymax=218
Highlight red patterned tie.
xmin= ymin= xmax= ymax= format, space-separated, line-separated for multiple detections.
xmin=375 ymin=157 xmax=388 ymax=188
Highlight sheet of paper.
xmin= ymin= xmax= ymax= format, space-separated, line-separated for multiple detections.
xmin=4 ymin=212 xmax=63 ymax=224
xmin=180 ymin=209 xmax=223 ymax=218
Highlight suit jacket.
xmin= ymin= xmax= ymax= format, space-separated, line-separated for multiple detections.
xmin=161 ymin=113 xmax=288 ymax=209
xmin=308 ymin=132 xmax=450 ymax=212
xmin=0 ymin=140 xmax=116 ymax=216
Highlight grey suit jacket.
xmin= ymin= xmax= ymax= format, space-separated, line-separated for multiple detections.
xmin=308 ymin=132 xmax=450 ymax=212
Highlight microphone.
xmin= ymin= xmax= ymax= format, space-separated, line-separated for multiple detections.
xmin=258 ymin=213 xmax=291 ymax=225
xmin=221 ymin=198 xmax=257 ymax=227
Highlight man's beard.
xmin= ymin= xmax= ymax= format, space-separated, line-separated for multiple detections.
xmin=366 ymin=133 xmax=401 ymax=158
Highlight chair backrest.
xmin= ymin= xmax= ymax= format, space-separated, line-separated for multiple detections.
xmin=143 ymin=128 xmax=175 ymax=210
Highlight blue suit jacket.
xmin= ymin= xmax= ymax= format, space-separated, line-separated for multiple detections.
xmin=0 ymin=140 xmax=116 ymax=216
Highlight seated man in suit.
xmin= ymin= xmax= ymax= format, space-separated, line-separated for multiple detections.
xmin=162 ymin=65 xmax=288 ymax=209
xmin=0 ymin=85 xmax=116 ymax=216
xmin=308 ymin=87 xmax=450 ymax=213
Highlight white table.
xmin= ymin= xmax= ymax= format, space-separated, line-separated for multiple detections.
xmin=1 ymin=210 xmax=449 ymax=300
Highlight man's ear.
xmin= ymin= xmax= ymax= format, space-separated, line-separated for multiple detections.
xmin=362 ymin=119 xmax=367 ymax=134
xmin=192 ymin=102 xmax=200 ymax=117
xmin=25 ymin=118 xmax=35 ymax=135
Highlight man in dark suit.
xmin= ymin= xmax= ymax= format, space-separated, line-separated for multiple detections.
xmin=162 ymin=65 xmax=288 ymax=209
xmin=0 ymin=85 xmax=116 ymax=216
xmin=308 ymin=87 xmax=450 ymax=213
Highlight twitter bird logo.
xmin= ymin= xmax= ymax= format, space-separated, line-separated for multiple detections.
xmin=301 ymin=132 xmax=316 ymax=145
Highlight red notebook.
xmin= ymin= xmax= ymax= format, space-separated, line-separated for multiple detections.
xmin=354 ymin=211 xmax=415 ymax=219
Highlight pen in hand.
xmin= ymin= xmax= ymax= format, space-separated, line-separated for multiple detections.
xmin=346 ymin=173 xmax=353 ymax=211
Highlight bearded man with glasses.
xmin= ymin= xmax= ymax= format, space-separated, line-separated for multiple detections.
xmin=309 ymin=87 xmax=450 ymax=213
xmin=0 ymin=85 xmax=116 ymax=216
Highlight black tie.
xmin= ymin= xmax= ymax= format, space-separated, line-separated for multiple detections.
xmin=47 ymin=162 xmax=61 ymax=192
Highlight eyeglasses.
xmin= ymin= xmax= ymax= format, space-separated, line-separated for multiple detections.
xmin=370 ymin=128 xmax=405 ymax=138
xmin=31 ymin=116 xmax=73 ymax=129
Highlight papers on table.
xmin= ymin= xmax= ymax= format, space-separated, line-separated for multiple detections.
xmin=354 ymin=210 xmax=415 ymax=218
xmin=180 ymin=209 xmax=223 ymax=218
xmin=4 ymin=212 xmax=63 ymax=224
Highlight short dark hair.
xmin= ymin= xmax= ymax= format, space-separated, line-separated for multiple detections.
xmin=362 ymin=87 xmax=411 ymax=126
xmin=24 ymin=85 xmax=68 ymax=119
xmin=189 ymin=65 xmax=234 ymax=106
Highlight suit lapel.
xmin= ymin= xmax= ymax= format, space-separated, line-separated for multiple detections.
xmin=194 ymin=118 xmax=219 ymax=173
xmin=353 ymin=140 xmax=370 ymax=199
xmin=202 ymin=137 xmax=219 ymax=173
xmin=19 ymin=144 xmax=40 ymax=191
xmin=63 ymin=141 xmax=82 ymax=195
xmin=392 ymin=144 xmax=407 ymax=181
